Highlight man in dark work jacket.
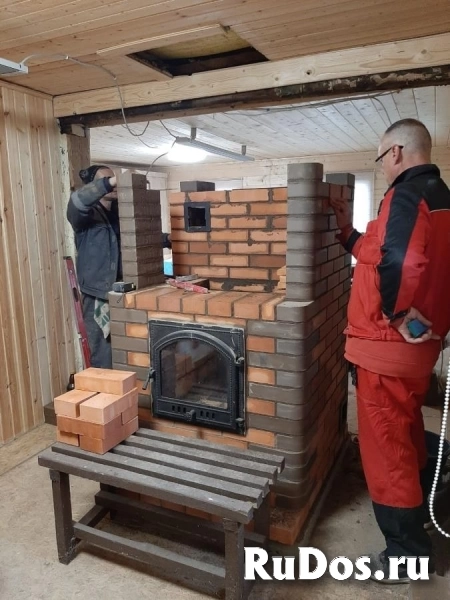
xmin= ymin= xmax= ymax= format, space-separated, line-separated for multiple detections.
xmin=67 ymin=165 xmax=171 ymax=368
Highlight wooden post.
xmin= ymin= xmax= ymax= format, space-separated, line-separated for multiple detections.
xmin=49 ymin=469 xmax=76 ymax=564
xmin=223 ymin=519 xmax=245 ymax=600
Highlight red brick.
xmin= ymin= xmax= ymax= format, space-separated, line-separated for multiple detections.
xmin=229 ymin=242 xmax=268 ymax=254
xmin=211 ymin=217 xmax=227 ymax=229
xmin=189 ymin=242 xmax=227 ymax=254
xmin=78 ymin=417 xmax=139 ymax=454
xmin=230 ymin=284 xmax=266 ymax=292
xmin=250 ymin=202 xmax=287 ymax=216
xmin=247 ymin=367 xmax=275 ymax=385
xmin=147 ymin=311 xmax=195 ymax=322
xmin=272 ymin=187 xmax=288 ymax=201
xmin=209 ymin=230 xmax=248 ymax=242
xmin=186 ymin=507 xmax=212 ymax=520
xmin=229 ymin=268 xmax=270 ymax=280
xmin=246 ymin=336 xmax=275 ymax=353
xmin=170 ymin=230 xmax=208 ymax=242
xmin=122 ymin=403 xmax=139 ymax=424
xmin=173 ymin=253 xmax=208 ymax=266
xmin=57 ymin=413 xmax=123 ymax=438
xmin=170 ymin=216 xmax=185 ymax=230
xmin=169 ymin=192 xmax=186 ymax=204
xmin=230 ymin=189 xmax=268 ymax=203
xmin=157 ymin=289 xmax=185 ymax=312
xmin=195 ymin=267 xmax=228 ymax=278
xmin=173 ymin=265 xmax=191 ymax=276
xmin=135 ymin=287 xmax=172 ymax=311
xmin=54 ymin=389 xmax=97 ymax=418
xmin=79 ymin=388 xmax=138 ymax=424
xmin=270 ymin=243 xmax=287 ymax=255
xmin=233 ymin=293 xmax=269 ymax=319
xmin=124 ymin=293 xmax=136 ymax=308
xmin=194 ymin=315 xmax=246 ymax=328
xmin=211 ymin=204 xmax=247 ymax=216
xmin=169 ymin=205 xmax=185 ymax=218
xmin=181 ymin=294 xmax=207 ymax=315
xmin=171 ymin=241 xmax=189 ymax=254
xmin=250 ymin=255 xmax=286 ymax=269
xmin=247 ymin=398 xmax=276 ymax=416
xmin=261 ymin=296 xmax=284 ymax=321
xmin=75 ymin=368 xmax=137 ymax=396
xmin=126 ymin=323 xmax=148 ymax=339
xmin=250 ymin=230 xmax=286 ymax=243
xmin=128 ymin=352 xmax=150 ymax=367
xmin=210 ymin=255 xmax=248 ymax=267
xmin=188 ymin=191 xmax=227 ymax=203
xmin=207 ymin=292 xmax=244 ymax=317
xmin=244 ymin=428 xmax=275 ymax=447
xmin=228 ymin=217 xmax=267 ymax=229
xmin=272 ymin=216 xmax=287 ymax=229
xmin=57 ymin=430 xmax=79 ymax=446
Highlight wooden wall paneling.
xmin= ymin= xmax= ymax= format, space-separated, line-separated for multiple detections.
xmin=0 ymin=88 xmax=35 ymax=436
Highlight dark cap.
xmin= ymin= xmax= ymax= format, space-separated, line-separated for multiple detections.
xmin=79 ymin=165 xmax=110 ymax=184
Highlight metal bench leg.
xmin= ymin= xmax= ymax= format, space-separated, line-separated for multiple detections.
xmin=223 ymin=519 xmax=245 ymax=600
xmin=49 ymin=469 xmax=76 ymax=565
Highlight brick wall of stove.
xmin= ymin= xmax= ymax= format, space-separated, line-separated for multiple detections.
xmin=110 ymin=163 xmax=354 ymax=543
xmin=169 ymin=188 xmax=287 ymax=292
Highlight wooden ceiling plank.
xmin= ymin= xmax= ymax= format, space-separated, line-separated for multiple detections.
xmin=391 ymin=89 xmax=419 ymax=120
xmin=52 ymin=33 xmax=450 ymax=118
xmin=332 ymin=100 xmax=381 ymax=147
xmin=413 ymin=87 xmax=437 ymax=146
xmin=351 ymin=97 xmax=392 ymax=134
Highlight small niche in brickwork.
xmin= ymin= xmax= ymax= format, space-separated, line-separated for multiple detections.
xmin=184 ymin=202 xmax=211 ymax=232
xmin=149 ymin=320 xmax=245 ymax=434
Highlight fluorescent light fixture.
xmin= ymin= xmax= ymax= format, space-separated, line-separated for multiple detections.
xmin=175 ymin=128 xmax=254 ymax=162
xmin=167 ymin=144 xmax=207 ymax=163
xmin=0 ymin=58 xmax=28 ymax=75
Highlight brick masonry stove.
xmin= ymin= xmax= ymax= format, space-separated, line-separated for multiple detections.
xmin=110 ymin=164 xmax=354 ymax=544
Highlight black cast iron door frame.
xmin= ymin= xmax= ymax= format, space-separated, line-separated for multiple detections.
xmin=149 ymin=320 xmax=246 ymax=434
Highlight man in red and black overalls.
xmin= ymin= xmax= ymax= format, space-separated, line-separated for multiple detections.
xmin=331 ymin=118 xmax=450 ymax=583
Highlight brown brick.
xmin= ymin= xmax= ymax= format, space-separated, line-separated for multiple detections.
xmin=248 ymin=367 xmax=275 ymax=385
xmin=250 ymin=203 xmax=287 ymax=215
xmin=207 ymin=292 xmax=244 ymax=317
xmin=230 ymin=189 xmax=268 ymax=203
xmin=229 ymin=242 xmax=268 ymax=254
xmin=186 ymin=507 xmax=211 ymax=520
xmin=250 ymin=255 xmax=285 ymax=269
xmin=171 ymin=241 xmax=189 ymax=254
xmin=211 ymin=255 xmax=248 ymax=267
xmin=126 ymin=323 xmax=148 ymax=339
xmin=247 ymin=398 xmax=276 ymax=416
xmin=170 ymin=216 xmax=185 ymax=230
xmin=230 ymin=268 xmax=269 ymax=280
xmin=57 ymin=413 xmax=122 ymax=439
xmin=231 ymin=284 xmax=266 ymax=292
xmin=189 ymin=242 xmax=227 ymax=254
xmin=273 ymin=188 xmax=288 ymax=201
xmin=78 ymin=388 xmax=138 ymax=425
xmin=211 ymin=217 xmax=227 ymax=229
xmin=174 ymin=253 xmax=208 ymax=266
xmin=128 ymin=352 xmax=150 ymax=367
xmin=124 ymin=293 xmax=137 ymax=309
xmin=246 ymin=336 xmax=275 ymax=353
xmin=211 ymin=203 xmax=247 ymax=216
xmin=250 ymin=230 xmax=286 ymax=243
xmin=228 ymin=216 xmax=267 ymax=229
xmin=169 ymin=205 xmax=184 ymax=218
xmin=173 ymin=265 xmax=191 ymax=276
xmin=245 ymin=428 xmax=275 ymax=447
xmin=209 ymin=230 xmax=248 ymax=242
xmin=122 ymin=403 xmax=139 ymax=424
xmin=181 ymin=294 xmax=207 ymax=315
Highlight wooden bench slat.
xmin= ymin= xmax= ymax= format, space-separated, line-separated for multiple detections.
xmin=136 ymin=429 xmax=285 ymax=471
xmin=110 ymin=444 xmax=270 ymax=492
xmin=52 ymin=443 xmax=263 ymax=505
xmin=39 ymin=449 xmax=254 ymax=523
xmin=124 ymin=436 xmax=279 ymax=480
xmin=73 ymin=522 xmax=226 ymax=597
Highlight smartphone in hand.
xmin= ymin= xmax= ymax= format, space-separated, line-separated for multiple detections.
xmin=407 ymin=319 xmax=429 ymax=338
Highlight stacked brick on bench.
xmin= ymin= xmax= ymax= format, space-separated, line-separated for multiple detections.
xmin=55 ymin=368 xmax=139 ymax=454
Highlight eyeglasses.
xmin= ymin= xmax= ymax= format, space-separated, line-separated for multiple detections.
xmin=375 ymin=145 xmax=404 ymax=163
